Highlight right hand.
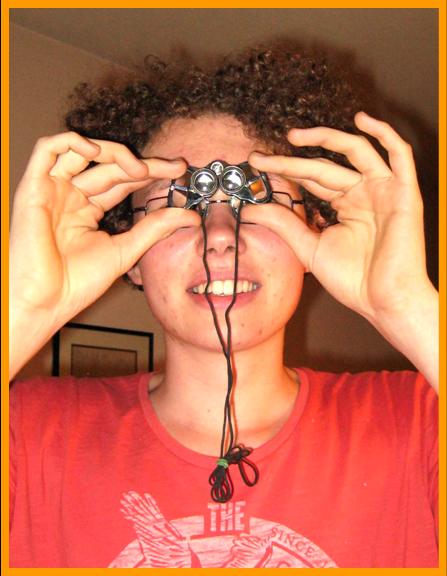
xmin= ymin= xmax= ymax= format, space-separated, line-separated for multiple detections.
xmin=10 ymin=132 xmax=199 ymax=335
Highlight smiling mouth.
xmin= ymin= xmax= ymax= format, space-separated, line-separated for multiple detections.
xmin=191 ymin=279 xmax=260 ymax=296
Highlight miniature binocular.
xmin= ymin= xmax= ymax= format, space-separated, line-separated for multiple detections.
xmin=168 ymin=160 xmax=273 ymax=217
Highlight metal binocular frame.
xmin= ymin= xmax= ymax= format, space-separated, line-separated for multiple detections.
xmin=168 ymin=160 xmax=273 ymax=218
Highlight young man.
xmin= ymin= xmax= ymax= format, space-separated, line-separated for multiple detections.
xmin=9 ymin=46 xmax=438 ymax=567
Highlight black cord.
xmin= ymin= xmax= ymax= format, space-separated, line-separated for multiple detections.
xmin=201 ymin=204 xmax=259 ymax=503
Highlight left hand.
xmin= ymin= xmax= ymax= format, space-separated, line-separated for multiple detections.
xmin=246 ymin=111 xmax=434 ymax=325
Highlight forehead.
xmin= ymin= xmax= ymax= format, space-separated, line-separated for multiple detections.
xmin=142 ymin=114 xmax=268 ymax=166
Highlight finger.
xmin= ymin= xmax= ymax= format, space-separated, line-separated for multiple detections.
xmin=298 ymin=177 xmax=373 ymax=223
xmin=72 ymin=158 xmax=186 ymax=197
xmin=354 ymin=112 xmax=418 ymax=183
xmin=89 ymin=140 xmax=150 ymax=179
xmin=86 ymin=179 xmax=153 ymax=212
xmin=112 ymin=208 xmax=201 ymax=275
xmin=49 ymin=149 xmax=92 ymax=179
xmin=250 ymin=152 xmax=361 ymax=192
xmin=287 ymin=125 xmax=392 ymax=179
xmin=23 ymin=132 xmax=100 ymax=179
xmin=297 ymin=178 xmax=346 ymax=203
xmin=241 ymin=203 xmax=318 ymax=271
xmin=50 ymin=139 xmax=150 ymax=180
xmin=72 ymin=163 xmax=150 ymax=196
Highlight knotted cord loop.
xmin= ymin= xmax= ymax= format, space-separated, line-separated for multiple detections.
xmin=209 ymin=444 xmax=259 ymax=503
xmin=228 ymin=445 xmax=259 ymax=487
xmin=209 ymin=461 xmax=234 ymax=503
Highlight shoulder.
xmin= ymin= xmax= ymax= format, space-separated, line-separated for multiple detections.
xmin=10 ymin=373 xmax=148 ymax=424
xmin=298 ymin=367 xmax=436 ymax=406
xmin=297 ymin=367 xmax=437 ymax=438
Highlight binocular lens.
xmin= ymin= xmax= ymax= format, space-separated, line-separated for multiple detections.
xmin=221 ymin=168 xmax=245 ymax=192
xmin=191 ymin=169 xmax=218 ymax=195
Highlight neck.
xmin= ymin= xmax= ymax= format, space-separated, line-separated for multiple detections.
xmin=149 ymin=328 xmax=299 ymax=455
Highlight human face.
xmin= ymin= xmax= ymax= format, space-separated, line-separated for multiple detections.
xmin=132 ymin=114 xmax=306 ymax=352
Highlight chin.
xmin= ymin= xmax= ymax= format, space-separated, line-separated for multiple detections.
xmin=165 ymin=316 xmax=289 ymax=355
xmin=146 ymin=285 xmax=300 ymax=353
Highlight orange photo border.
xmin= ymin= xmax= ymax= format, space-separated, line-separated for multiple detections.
xmin=2 ymin=2 xmax=445 ymax=575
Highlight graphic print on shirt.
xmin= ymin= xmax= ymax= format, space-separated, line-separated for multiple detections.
xmin=109 ymin=491 xmax=338 ymax=568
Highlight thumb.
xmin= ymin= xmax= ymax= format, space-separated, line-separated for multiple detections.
xmin=241 ymin=204 xmax=318 ymax=272
xmin=111 ymin=208 xmax=201 ymax=275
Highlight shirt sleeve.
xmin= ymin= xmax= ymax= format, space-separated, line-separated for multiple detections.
xmin=9 ymin=382 xmax=19 ymax=531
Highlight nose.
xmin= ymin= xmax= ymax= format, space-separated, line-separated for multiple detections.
xmin=197 ymin=201 xmax=246 ymax=258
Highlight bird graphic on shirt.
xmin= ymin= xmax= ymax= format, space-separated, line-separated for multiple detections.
xmin=114 ymin=492 xmax=338 ymax=568
xmin=120 ymin=491 xmax=201 ymax=568
xmin=224 ymin=531 xmax=275 ymax=567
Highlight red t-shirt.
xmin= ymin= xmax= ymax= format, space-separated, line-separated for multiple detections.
xmin=9 ymin=368 xmax=438 ymax=568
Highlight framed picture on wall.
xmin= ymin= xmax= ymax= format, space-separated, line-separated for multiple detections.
xmin=52 ymin=323 xmax=154 ymax=377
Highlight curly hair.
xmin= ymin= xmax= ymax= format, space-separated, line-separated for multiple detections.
xmin=65 ymin=40 xmax=367 ymax=240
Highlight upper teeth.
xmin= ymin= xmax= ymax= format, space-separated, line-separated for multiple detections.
xmin=192 ymin=279 xmax=259 ymax=295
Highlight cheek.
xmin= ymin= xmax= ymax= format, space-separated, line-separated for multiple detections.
xmin=137 ymin=232 xmax=193 ymax=310
xmin=139 ymin=247 xmax=188 ymax=338
xmin=258 ymin=237 xmax=305 ymax=324
xmin=140 ymin=244 xmax=171 ymax=294
xmin=254 ymin=230 xmax=305 ymax=294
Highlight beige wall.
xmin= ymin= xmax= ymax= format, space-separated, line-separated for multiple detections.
xmin=11 ymin=20 xmax=428 ymax=378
